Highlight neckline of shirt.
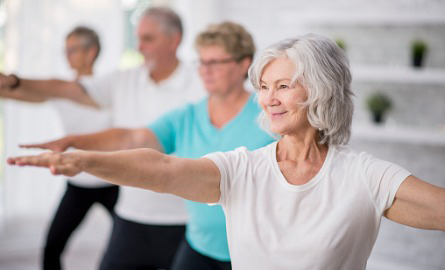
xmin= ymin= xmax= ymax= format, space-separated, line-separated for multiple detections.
xmin=141 ymin=61 xmax=189 ymax=90
xmin=269 ymin=141 xmax=335 ymax=191
xmin=203 ymin=93 xmax=255 ymax=133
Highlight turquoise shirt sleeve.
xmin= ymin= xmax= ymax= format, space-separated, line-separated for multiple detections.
xmin=148 ymin=105 xmax=189 ymax=155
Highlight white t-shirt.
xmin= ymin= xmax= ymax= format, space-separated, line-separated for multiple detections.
xmin=81 ymin=63 xmax=205 ymax=224
xmin=205 ymin=141 xmax=410 ymax=270
xmin=52 ymin=75 xmax=113 ymax=188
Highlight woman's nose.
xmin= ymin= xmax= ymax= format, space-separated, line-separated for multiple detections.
xmin=261 ymin=89 xmax=279 ymax=106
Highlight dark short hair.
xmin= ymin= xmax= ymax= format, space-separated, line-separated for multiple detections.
xmin=66 ymin=26 xmax=101 ymax=61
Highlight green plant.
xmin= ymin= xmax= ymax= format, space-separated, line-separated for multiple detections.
xmin=367 ymin=93 xmax=392 ymax=114
xmin=366 ymin=93 xmax=392 ymax=123
xmin=411 ymin=39 xmax=428 ymax=67
xmin=335 ymin=39 xmax=346 ymax=51
xmin=412 ymin=39 xmax=427 ymax=55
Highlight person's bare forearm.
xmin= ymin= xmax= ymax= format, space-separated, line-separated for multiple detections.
xmin=69 ymin=128 xmax=161 ymax=152
xmin=76 ymin=149 xmax=220 ymax=201
xmin=19 ymin=79 xmax=98 ymax=107
xmin=0 ymin=86 xmax=48 ymax=102
xmin=18 ymin=79 xmax=72 ymax=97
xmin=0 ymin=74 xmax=98 ymax=107
xmin=9 ymin=148 xmax=221 ymax=202
xmin=21 ymin=128 xmax=162 ymax=153
xmin=81 ymin=149 xmax=171 ymax=193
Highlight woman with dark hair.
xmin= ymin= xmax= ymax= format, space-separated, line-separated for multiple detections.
xmin=0 ymin=26 xmax=118 ymax=270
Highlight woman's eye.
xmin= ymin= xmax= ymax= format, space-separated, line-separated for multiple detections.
xmin=260 ymin=85 xmax=268 ymax=91
xmin=279 ymin=84 xmax=288 ymax=89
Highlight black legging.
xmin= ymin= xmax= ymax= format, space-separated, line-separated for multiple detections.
xmin=99 ymin=215 xmax=185 ymax=270
xmin=43 ymin=182 xmax=119 ymax=270
xmin=170 ymin=238 xmax=231 ymax=270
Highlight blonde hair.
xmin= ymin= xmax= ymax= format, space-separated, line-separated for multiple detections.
xmin=195 ymin=21 xmax=255 ymax=62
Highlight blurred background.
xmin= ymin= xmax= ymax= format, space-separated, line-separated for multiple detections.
xmin=0 ymin=0 xmax=444 ymax=269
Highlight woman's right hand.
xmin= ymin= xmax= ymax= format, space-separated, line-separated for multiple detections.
xmin=19 ymin=136 xmax=74 ymax=152
xmin=7 ymin=151 xmax=85 ymax=177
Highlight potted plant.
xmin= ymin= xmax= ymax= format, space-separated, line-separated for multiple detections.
xmin=411 ymin=39 xmax=428 ymax=68
xmin=335 ymin=39 xmax=346 ymax=51
xmin=366 ymin=93 xmax=392 ymax=124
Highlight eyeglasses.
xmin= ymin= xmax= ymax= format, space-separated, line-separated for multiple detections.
xmin=197 ymin=58 xmax=237 ymax=69
xmin=65 ymin=45 xmax=88 ymax=56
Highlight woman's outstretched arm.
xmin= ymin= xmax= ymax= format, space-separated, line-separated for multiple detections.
xmin=385 ymin=175 xmax=445 ymax=231
xmin=8 ymin=148 xmax=221 ymax=203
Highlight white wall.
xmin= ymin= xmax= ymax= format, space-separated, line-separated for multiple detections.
xmin=2 ymin=0 xmax=124 ymax=224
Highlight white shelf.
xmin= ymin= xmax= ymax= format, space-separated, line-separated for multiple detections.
xmin=351 ymin=66 xmax=445 ymax=85
xmin=351 ymin=124 xmax=445 ymax=147
xmin=281 ymin=11 xmax=445 ymax=26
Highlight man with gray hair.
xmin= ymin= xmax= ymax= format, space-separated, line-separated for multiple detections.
xmin=0 ymin=7 xmax=204 ymax=270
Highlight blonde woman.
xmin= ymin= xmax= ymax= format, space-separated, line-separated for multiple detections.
xmin=13 ymin=22 xmax=273 ymax=269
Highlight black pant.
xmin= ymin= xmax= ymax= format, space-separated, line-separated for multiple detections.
xmin=99 ymin=215 xmax=186 ymax=270
xmin=43 ymin=182 xmax=119 ymax=270
xmin=171 ymin=238 xmax=231 ymax=270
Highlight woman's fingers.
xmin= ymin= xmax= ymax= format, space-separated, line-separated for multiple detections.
xmin=8 ymin=153 xmax=51 ymax=167
xmin=9 ymin=152 xmax=82 ymax=177
xmin=19 ymin=143 xmax=44 ymax=148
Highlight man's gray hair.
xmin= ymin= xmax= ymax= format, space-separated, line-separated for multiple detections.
xmin=249 ymin=34 xmax=354 ymax=146
xmin=142 ymin=7 xmax=183 ymax=38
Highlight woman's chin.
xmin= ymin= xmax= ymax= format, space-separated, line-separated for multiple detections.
xmin=269 ymin=126 xmax=285 ymax=136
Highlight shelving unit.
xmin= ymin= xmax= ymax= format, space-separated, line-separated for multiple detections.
xmin=351 ymin=66 xmax=445 ymax=85
xmin=282 ymin=11 xmax=445 ymax=26
xmin=351 ymin=124 xmax=445 ymax=147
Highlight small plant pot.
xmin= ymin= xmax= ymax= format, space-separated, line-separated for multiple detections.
xmin=366 ymin=92 xmax=392 ymax=125
xmin=412 ymin=53 xmax=424 ymax=68
xmin=411 ymin=40 xmax=427 ymax=69
xmin=372 ymin=112 xmax=383 ymax=124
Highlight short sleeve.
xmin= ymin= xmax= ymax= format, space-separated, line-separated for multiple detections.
xmin=148 ymin=105 xmax=188 ymax=154
xmin=360 ymin=152 xmax=411 ymax=214
xmin=204 ymin=147 xmax=249 ymax=207
xmin=78 ymin=73 xmax=115 ymax=109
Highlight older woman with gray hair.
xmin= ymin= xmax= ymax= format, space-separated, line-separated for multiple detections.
xmin=9 ymin=34 xmax=445 ymax=269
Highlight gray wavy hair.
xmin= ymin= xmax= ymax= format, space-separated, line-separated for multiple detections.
xmin=248 ymin=34 xmax=354 ymax=146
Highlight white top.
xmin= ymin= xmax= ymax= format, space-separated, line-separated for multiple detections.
xmin=205 ymin=141 xmax=410 ymax=270
xmin=81 ymin=63 xmax=205 ymax=224
xmin=51 ymin=75 xmax=113 ymax=188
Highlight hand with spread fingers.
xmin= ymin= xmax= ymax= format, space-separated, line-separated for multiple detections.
xmin=8 ymin=151 xmax=84 ymax=177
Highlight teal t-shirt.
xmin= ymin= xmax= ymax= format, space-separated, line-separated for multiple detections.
xmin=148 ymin=93 xmax=274 ymax=261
